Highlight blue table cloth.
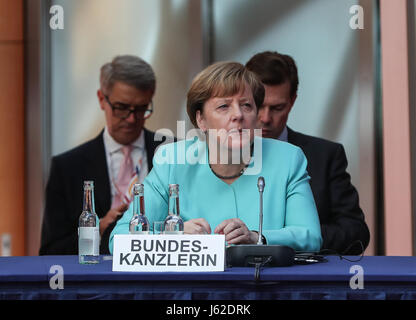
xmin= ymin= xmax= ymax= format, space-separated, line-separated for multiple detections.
xmin=1 ymin=255 xmax=416 ymax=299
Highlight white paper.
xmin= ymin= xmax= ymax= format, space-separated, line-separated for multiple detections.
xmin=112 ymin=234 xmax=225 ymax=272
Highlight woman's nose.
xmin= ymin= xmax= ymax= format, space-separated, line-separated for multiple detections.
xmin=230 ymin=104 xmax=243 ymax=121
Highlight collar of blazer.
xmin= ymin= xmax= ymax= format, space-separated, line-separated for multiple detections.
xmin=85 ymin=131 xmax=112 ymax=215
xmin=287 ymin=127 xmax=310 ymax=149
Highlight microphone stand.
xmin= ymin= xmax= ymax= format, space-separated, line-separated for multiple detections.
xmin=254 ymin=177 xmax=265 ymax=280
xmin=225 ymin=177 xmax=295 ymax=281
xmin=257 ymin=177 xmax=265 ymax=245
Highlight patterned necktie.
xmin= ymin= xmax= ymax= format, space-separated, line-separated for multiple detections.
xmin=112 ymin=145 xmax=134 ymax=208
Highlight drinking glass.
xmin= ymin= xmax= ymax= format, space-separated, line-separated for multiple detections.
xmin=153 ymin=221 xmax=165 ymax=235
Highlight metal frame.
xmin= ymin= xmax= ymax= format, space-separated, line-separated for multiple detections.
xmin=24 ymin=0 xmax=51 ymax=256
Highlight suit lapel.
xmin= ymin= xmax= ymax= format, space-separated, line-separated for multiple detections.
xmin=287 ymin=127 xmax=313 ymax=170
xmin=144 ymin=129 xmax=158 ymax=171
xmin=287 ymin=127 xmax=308 ymax=149
xmin=84 ymin=132 xmax=111 ymax=217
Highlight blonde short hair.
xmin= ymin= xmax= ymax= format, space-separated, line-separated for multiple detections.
xmin=186 ymin=61 xmax=265 ymax=127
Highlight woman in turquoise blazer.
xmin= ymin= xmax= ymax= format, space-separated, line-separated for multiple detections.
xmin=110 ymin=62 xmax=322 ymax=253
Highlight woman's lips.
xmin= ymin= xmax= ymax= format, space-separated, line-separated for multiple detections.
xmin=228 ymin=128 xmax=243 ymax=134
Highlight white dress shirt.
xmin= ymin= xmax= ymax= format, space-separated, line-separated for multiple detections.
xmin=103 ymin=127 xmax=148 ymax=206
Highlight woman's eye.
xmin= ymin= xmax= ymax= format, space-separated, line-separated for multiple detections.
xmin=217 ymin=104 xmax=228 ymax=110
xmin=242 ymin=103 xmax=252 ymax=110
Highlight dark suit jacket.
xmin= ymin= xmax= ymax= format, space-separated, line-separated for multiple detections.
xmin=287 ymin=128 xmax=370 ymax=254
xmin=39 ymin=128 xmax=164 ymax=255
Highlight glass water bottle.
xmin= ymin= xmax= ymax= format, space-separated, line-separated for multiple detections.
xmin=78 ymin=180 xmax=100 ymax=264
xmin=129 ymin=183 xmax=150 ymax=234
xmin=164 ymin=184 xmax=184 ymax=234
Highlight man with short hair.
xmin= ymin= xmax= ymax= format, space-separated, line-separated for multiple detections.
xmin=246 ymin=51 xmax=370 ymax=254
xmin=40 ymin=55 xmax=165 ymax=255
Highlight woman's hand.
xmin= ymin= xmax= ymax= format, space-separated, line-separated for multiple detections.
xmin=184 ymin=218 xmax=212 ymax=234
xmin=214 ymin=218 xmax=258 ymax=244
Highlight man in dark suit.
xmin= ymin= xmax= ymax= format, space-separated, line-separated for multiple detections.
xmin=40 ymin=55 xmax=167 ymax=255
xmin=246 ymin=51 xmax=370 ymax=254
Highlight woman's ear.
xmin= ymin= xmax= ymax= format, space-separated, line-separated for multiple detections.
xmin=196 ymin=110 xmax=207 ymax=132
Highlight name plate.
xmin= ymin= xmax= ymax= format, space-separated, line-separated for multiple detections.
xmin=112 ymin=234 xmax=225 ymax=272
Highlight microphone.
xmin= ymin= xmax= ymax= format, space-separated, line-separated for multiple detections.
xmin=226 ymin=176 xmax=295 ymax=272
xmin=257 ymin=176 xmax=265 ymax=192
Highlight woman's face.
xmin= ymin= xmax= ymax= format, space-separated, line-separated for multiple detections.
xmin=196 ymin=84 xmax=257 ymax=153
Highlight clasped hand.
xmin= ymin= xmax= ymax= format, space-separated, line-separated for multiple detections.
xmin=184 ymin=218 xmax=258 ymax=244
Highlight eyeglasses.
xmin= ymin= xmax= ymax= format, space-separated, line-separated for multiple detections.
xmin=104 ymin=95 xmax=153 ymax=120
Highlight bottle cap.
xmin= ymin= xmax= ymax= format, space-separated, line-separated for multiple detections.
xmin=168 ymin=184 xmax=179 ymax=195
xmin=83 ymin=180 xmax=94 ymax=189
xmin=133 ymin=183 xmax=144 ymax=195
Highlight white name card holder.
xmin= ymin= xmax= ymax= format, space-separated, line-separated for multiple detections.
xmin=112 ymin=234 xmax=225 ymax=272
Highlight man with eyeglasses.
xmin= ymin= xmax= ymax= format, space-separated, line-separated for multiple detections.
xmin=40 ymin=55 xmax=167 ymax=255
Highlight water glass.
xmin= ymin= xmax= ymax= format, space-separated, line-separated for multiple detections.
xmin=153 ymin=221 xmax=165 ymax=235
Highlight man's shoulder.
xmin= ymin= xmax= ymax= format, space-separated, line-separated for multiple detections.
xmin=262 ymin=136 xmax=302 ymax=153
xmin=288 ymin=128 xmax=342 ymax=152
xmin=52 ymin=133 xmax=103 ymax=163
xmin=261 ymin=137 xmax=307 ymax=167
xmin=144 ymin=128 xmax=177 ymax=150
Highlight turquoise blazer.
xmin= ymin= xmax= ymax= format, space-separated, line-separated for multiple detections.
xmin=109 ymin=137 xmax=322 ymax=253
